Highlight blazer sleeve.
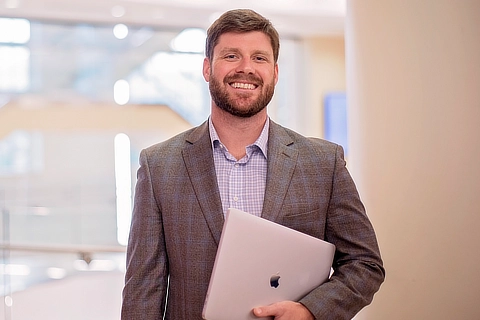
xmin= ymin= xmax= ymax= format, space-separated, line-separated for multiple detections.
xmin=299 ymin=144 xmax=385 ymax=320
xmin=121 ymin=149 xmax=168 ymax=319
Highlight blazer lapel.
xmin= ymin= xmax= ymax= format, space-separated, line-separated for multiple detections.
xmin=182 ymin=121 xmax=224 ymax=245
xmin=261 ymin=120 xmax=298 ymax=222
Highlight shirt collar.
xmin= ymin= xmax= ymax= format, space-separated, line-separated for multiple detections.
xmin=209 ymin=117 xmax=269 ymax=158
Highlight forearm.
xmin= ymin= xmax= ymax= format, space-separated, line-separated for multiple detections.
xmin=299 ymin=145 xmax=385 ymax=319
xmin=299 ymin=258 xmax=384 ymax=319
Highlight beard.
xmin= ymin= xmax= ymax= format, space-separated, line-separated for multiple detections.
xmin=209 ymin=73 xmax=275 ymax=118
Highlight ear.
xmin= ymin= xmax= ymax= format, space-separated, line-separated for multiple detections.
xmin=274 ymin=63 xmax=279 ymax=85
xmin=203 ymin=58 xmax=211 ymax=82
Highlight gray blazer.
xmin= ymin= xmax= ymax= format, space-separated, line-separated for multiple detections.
xmin=121 ymin=120 xmax=385 ymax=320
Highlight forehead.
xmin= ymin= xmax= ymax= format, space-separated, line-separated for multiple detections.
xmin=213 ymin=31 xmax=274 ymax=56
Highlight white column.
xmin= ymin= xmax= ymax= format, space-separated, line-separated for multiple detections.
xmin=346 ymin=1 xmax=480 ymax=319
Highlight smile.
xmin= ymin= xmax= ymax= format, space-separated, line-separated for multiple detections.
xmin=230 ymin=82 xmax=257 ymax=90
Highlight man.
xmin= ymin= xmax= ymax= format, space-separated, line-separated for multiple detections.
xmin=122 ymin=9 xmax=385 ymax=320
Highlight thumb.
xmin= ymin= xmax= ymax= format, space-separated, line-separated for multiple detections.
xmin=253 ymin=305 xmax=276 ymax=317
xmin=253 ymin=307 xmax=263 ymax=316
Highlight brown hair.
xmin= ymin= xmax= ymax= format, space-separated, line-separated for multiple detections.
xmin=205 ymin=9 xmax=280 ymax=63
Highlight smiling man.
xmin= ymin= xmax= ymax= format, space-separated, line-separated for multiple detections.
xmin=203 ymin=29 xmax=278 ymax=160
xmin=121 ymin=9 xmax=385 ymax=320
xmin=205 ymin=31 xmax=277 ymax=119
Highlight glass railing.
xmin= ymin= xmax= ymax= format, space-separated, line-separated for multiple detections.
xmin=0 ymin=205 xmax=126 ymax=320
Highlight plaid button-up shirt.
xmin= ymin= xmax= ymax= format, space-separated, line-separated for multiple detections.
xmin=209 ymin=118 xmax=269 ymax=217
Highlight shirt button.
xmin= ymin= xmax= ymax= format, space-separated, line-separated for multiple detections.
xmin=233 ymin=196 xmax=239 ymax=202
xmin=234 ymin=163 xmax=239 ymax=168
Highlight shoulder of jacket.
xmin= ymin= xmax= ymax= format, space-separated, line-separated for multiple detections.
xmin=273 ymin=122 xmax=339 ymax=151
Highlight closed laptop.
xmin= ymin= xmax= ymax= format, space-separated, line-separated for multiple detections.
xmin=202 ymin=208 xmax=335 ymax=320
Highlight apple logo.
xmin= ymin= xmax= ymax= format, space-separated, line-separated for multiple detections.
xmin=270 ymin=273 xmax=281 ymax=288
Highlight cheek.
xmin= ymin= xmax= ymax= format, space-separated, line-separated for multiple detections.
xmin=261 ymin=71 xmax=277 ymax=86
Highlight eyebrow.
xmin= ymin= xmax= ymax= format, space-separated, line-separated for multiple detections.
xmin=217 ymin=47 xmax=273 ymax=58
xmin=217 ymin=47 xmax=240 ymax=55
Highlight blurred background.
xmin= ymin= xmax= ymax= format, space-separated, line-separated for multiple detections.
xmin=1 ymin=0 xmax=480 ymax=320
xmin=0 ymin=1 xmax=347 ymax=319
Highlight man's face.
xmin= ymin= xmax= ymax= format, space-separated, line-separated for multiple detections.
xmin=203 ymin=31 xmax=279 ymax=118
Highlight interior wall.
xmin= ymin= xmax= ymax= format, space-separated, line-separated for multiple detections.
xmin=301 ymin=36 xmax=346 ymax=138
xmin=346 ymin=1 xmax=480 ymax=319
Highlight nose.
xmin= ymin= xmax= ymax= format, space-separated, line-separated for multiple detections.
xmin=235 ymin=58 xmax=255 ymax=74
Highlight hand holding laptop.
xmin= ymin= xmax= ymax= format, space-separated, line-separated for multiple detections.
xmin=253 ymin=301 xmax=315 ymax=320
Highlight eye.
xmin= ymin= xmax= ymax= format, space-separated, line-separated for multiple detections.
xmin=224 ymin=54 xmax=238 ymax=60
xmin=254 ymin=55 xmax=268 ymax=62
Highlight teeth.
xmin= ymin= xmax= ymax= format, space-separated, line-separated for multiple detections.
xmin=231 ymin=82 xmax=256 ymax=90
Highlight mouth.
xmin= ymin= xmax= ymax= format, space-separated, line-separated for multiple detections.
xmin=229 ymin=82 xmax=258 ymax=90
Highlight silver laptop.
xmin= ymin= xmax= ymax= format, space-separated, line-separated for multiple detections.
xmin=202 ymin=208 xmax=335 ymax=320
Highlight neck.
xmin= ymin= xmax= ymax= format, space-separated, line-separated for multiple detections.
xmin=211 ymin=107 xmax=267 ymax=160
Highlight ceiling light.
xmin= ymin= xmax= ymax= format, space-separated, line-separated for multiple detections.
xmin=0 ymin=18 xmax=30 ymax=43
xmin=5 ymin=0 xmax=19 ymax=9
xmin=170 ymin=28 xmax=206 ymax=53
xmin=111 ymin=5 xmax=125 ymax=18
xmin=47 ymin=267 xmax=67 ymax=279
xmin=113 ymin=24 xmax=129 ymax=40
xmin=114 ymin=79 xmax=130 ymax=105
xmin=4 ymin=296 xmax=13 ymax=307
xmin=115 ymin=132 xmax=132 ymax=246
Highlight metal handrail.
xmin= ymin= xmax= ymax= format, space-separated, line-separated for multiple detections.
xmin=0 ymin=242 xmax=126 ymax=264
xmin=0 ymin=242 xmax=126 ymax=253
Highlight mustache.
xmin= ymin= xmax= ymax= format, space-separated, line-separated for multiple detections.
xmin=224 ymin=74 xmax=263 ymax=86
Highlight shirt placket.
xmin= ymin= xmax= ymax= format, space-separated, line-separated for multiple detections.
xmin=228 ymin=160 xmax=244 ymax=212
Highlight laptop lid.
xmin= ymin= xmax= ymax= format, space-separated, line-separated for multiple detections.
xmin=202 ymin=208 xmax=335 ymax=320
